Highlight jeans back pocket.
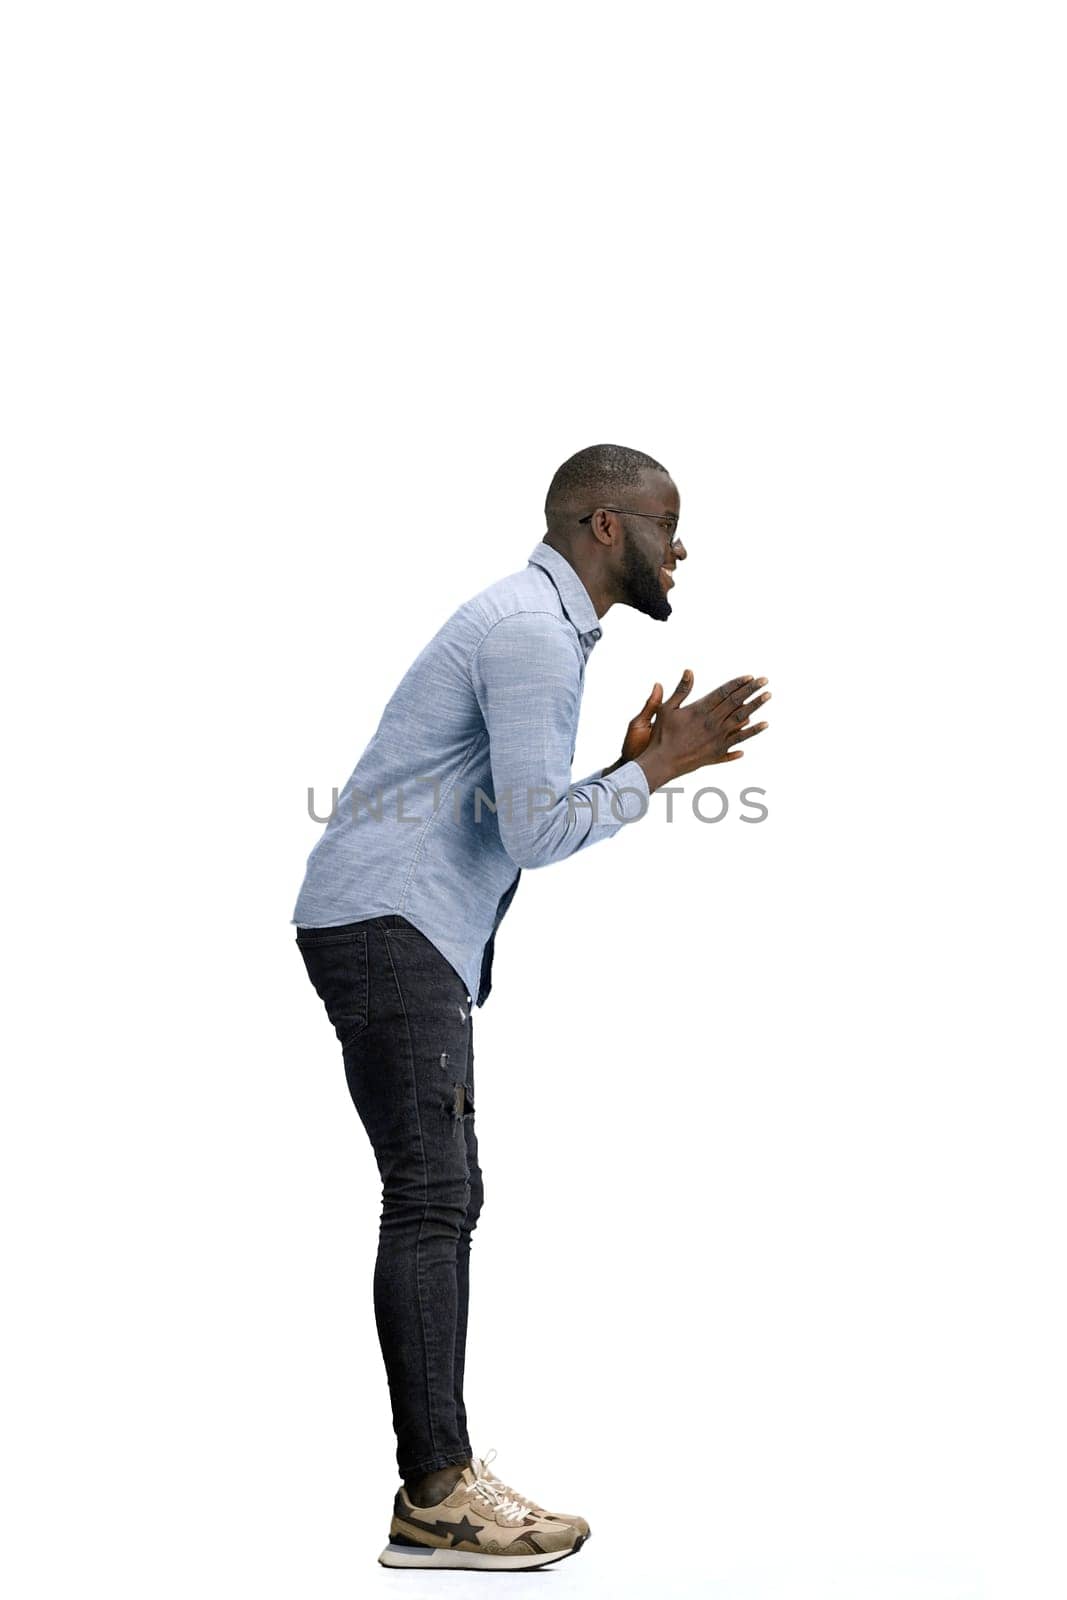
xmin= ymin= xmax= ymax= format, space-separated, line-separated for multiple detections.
xmin=296 ymin=928 xmax=370 ymax=1046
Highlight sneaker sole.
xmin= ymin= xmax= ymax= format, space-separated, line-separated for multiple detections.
xmin=378 ymin=1531 xmax=588 ymax=1570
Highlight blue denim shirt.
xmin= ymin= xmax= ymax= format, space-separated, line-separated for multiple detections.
xmin=292 ymin=540 xmax=651 ymax=1006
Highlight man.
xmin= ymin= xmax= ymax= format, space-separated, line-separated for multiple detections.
xmin=292 ymin=443 xmax=770 ymax=1571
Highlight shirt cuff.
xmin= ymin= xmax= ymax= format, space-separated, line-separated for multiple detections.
xmin=601 ymin=758 xmax=650 ymax=822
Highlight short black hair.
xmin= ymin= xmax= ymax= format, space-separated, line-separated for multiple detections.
xmin=544 ymin=443 xmax=670 ymax=530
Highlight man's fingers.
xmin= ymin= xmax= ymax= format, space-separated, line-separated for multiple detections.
xmin=731 ymin=689 xmax=771 ymax=726
xmin=697 ymin=681 xmax=769 ymax=720
xmin=726 ymin=720 xmax=769 ymax=746
xmin=695 ymin=674 xmax=763 ymax=710
xmin=631 ymin=683 xmax=662 ymax=723
xmin=662 ymin=668 xmax=693 ymax=709
xmin=711 ymin=674 xmax=756 ymax=705
xmin=730 ymin=676 xmax=768 ymax=708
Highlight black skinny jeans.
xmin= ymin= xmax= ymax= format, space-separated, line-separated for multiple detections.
xmin=296 ymin=915 xmax=481 ymax=1482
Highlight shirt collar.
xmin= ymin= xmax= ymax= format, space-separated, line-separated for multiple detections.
xmin=527 ymin=540 xmax=603 ymax=646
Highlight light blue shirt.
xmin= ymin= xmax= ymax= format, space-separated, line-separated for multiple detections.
xmin=292 ymin=539 xmax=651 ymax=1006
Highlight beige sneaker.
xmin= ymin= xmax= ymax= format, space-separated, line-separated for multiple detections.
xmin=379 ymin=1460 xmax=588 ymax=1570
xmin=473 ymin=1447 xmax=591 ymax=1539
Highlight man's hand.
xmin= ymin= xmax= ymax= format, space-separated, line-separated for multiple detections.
xmin=634 ymin=670 xmax=771 ymax=791
xmin=617 ymin=673 xmax=671 ymax=761
xmin=607 ymin=670 xmax=693 ymax=772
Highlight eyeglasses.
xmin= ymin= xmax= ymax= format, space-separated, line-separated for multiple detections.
xmin=577 ymin=507 xmax=683 ymax=548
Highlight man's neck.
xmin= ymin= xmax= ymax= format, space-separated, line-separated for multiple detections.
xmin=541 ymin=534 xmax=614 ymax=620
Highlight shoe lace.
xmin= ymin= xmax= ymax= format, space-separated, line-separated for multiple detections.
xmin=470 ymin=1449 xmax=532 ymax=1525
xmin=471 ymin=1448 xmax=538 ymax=1520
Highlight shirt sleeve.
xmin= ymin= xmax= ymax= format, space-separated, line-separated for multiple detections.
xmin=470 ymin=612 xmax=650 ymax=870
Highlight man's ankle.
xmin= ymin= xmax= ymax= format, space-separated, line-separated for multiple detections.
xmin=405 ymin=1459 xmax=470 ymax=1507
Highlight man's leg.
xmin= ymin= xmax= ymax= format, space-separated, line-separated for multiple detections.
xmin=297 ymin=919 xmax=475 ymax=1499
xmin=361 ymin=930 xmax=476 ymax=1493
xmin=453 ymin=1011 xmax=482 ymax=1454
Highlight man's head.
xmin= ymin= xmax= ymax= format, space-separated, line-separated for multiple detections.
xmin=544 ymin=443 xmax=686 ymax=622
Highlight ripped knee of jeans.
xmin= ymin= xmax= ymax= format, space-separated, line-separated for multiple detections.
xmin=450 ymin=1076 xmax=474 ymax=1132
xmin=440 ymin=1052 xmax=474 ymax=1133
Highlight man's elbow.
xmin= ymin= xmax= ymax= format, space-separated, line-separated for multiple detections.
xmin=501 ymin=839 xmax=549 ymax=870
xmin=500 ymin=826 xmax=558 ymax=871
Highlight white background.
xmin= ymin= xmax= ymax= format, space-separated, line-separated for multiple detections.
xmin=3 ymin=3 xmax=1064 ymax=1597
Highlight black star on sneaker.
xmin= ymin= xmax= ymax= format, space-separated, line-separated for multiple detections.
xmin=445 ymin=1514 xmax=482 ymax=1547
xmin=396 ymin=1506 xmax=483 ymax=1547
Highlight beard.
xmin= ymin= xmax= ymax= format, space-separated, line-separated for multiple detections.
xmin=619 ymin=523 xmax=672 ymax=621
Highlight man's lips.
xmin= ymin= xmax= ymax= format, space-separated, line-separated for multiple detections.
xmin=660 ymin=566 xmax=675 ymax=590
